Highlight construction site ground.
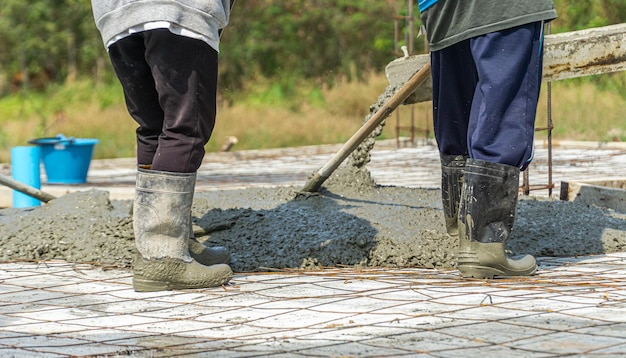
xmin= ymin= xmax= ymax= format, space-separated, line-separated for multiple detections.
xmin=1 ymin=139 xmax=626 ymax=357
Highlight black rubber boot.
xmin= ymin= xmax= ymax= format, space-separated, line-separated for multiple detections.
xmin=133 ymin=168 xmax=232 ymax=292
xmin=457 ymin=159 xmax=537 ymax=278
xmin=440 ymin=154 xmax=467 ymax=237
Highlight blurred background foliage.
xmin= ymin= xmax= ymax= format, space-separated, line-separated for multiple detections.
xmin=2 ymin=0 xmax=625 ymax=98
xmin=0 ymin=0 xmax=625 ymax=161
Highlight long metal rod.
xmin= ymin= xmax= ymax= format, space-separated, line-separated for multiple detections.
xmin=301 ymin=62 xmax=431 ymax=193
xmin=546 ymin=21 xmax=554 ymax=197
xmin=0 ymin=173 xmax=56 ymax=203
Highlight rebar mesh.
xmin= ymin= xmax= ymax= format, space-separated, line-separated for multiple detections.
xmin=1 ymin=254 xmax=625 ymax=357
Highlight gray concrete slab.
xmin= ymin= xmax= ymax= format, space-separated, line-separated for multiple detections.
xmin=1 ymin=139 xmax=626 ymax=206
xmin=0 ymin=254 xmax=625 ymax=357
xmin=1 ymin=139 xmax=626 ymax=356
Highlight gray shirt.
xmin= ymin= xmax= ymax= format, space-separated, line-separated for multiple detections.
xmin=420 ymin=0 xmax=557 ymax=51
xmin=91 ymin=0 xmax=231 ymax=50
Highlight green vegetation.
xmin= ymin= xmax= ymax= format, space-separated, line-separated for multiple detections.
xmin=1 ymin=72 xmax=625 ymax=163
xmin=0 ymin=1 xmax=625 ymax=163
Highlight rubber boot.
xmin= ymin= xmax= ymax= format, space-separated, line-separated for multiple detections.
xmin=182 ymin=171 xmax=230 ymax=265
xmin=130 ymin=167 xmax=230 ymax=266
xmin=440 ymin=154 xmax=467 ymax=237
xmin=457 ymin=159 xmax=537 ymax=278
xmin=133 ymin=168 xmax=232 ymax=292
xmin=188 ymin=217 xmax=231 ymax=265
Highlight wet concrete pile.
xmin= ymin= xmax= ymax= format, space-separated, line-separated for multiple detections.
xmin=1 ymin=86 xmax=625 ymax=272
xmin=1 ymin=162 xmax=625 ymax=272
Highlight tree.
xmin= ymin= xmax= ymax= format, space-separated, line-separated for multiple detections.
xmin=217 ymin=0 xmax=397 ymax=98
xmin=1 ymin=0 xmax=626 ymax=97
xmin=0 ymin=0 xmax=101 ymax=92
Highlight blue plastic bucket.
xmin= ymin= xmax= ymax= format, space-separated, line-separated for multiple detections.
xmin=28 ymin=134 xmax=99 ymax=184
xmin=11 ymin=146 xmax=42 ymax=208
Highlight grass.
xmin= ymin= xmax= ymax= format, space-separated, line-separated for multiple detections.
xmin=536 ymin=80 xmax=626 ymax=142
xmin=0 ymin=72 xmax=625 ymax=164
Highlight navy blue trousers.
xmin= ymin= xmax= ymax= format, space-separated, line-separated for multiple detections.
xmin=431 ymin=22 xmax=544 ymax=170
xmin=108 ymin=29 xmax=218 ymax=173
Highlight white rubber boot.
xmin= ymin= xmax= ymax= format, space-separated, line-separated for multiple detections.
xmin=133 ymin=168 xmax=232 ymax=292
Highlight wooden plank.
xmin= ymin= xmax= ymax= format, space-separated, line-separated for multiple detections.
xmin=385 ymin=54 xmax=432 ymax=104
xmin=577 ymin=179 xmax=626 ymax=190
xmin=560 ymin=180 xmax=626 ymax=213
xmin=543 ymin=23 xmax=626 ymax=82
xmin=386 ymin=23 xmax=626 ymax=104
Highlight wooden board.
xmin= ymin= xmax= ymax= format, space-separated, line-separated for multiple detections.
xmin=386 ymin=23 xmax=626 ymax=104
xmin=560 ymin=179 xmax=626 ymax=213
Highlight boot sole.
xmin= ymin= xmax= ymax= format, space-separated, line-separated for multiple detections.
xmin=133 ymin=277 xmax=179 ymax=292
xmin=458 ymin=264 xmax=537 ymax=279
xmin=133 ymin=276 xmax=228 ymax=292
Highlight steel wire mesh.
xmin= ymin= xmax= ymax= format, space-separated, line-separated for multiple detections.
xmin=1 ymin=254 xmax=625 ymax=357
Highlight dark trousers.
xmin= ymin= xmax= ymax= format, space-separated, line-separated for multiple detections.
xmin=431 ymin=22 xmax=544 ymax=170
xmin=108 ymin=29 xmax=218 ymax=173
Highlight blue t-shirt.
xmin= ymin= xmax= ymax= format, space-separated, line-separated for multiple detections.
xmin=418 ymin=0 xmax=438 ymax=13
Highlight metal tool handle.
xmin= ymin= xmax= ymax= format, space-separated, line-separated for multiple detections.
xmin=301 ymin=61 xmax=431 ymax=193
xmin=0 ymin=173 xmax=56 ymax=203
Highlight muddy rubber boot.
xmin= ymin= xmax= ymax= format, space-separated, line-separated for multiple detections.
xmin=131 ymin=200 xmax=231 ymax=265
xmin=188 ymin=217 xmax=231 ymax=265
xmin=440 ymin=154 xmax=467 ymax=237
xmin=457 ymin=159 xmax=537 ymax=279
xmin=133 ymin=168 xmax=232 ymax=292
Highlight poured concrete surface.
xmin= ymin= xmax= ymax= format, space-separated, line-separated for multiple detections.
xmin=1 ymin=140 xmax=626 ymax=356
xmin=1 ymin=255 xmax=626 ymax=357
xmin=1 ymin=139 xmax=626 ymax=272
